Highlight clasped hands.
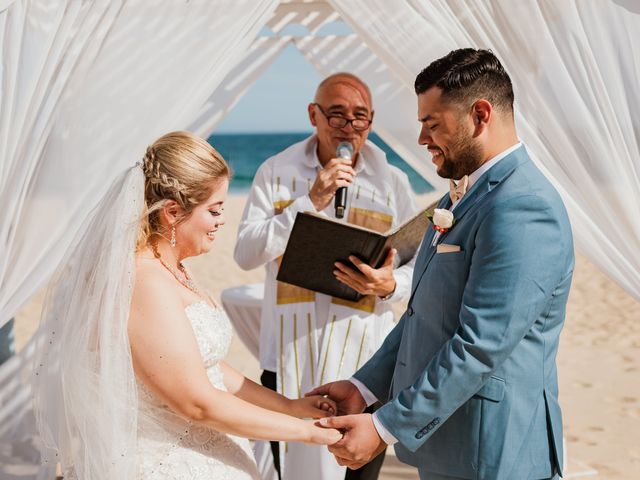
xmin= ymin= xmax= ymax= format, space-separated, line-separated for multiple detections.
xmin=305 ymin=380 xmax=387 ymax=470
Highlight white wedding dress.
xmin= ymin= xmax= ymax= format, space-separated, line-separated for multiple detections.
xmin=135 ymin=301 xmax=260 ymax=480
xmin=34 ymin=169 xmax=262 ymax=479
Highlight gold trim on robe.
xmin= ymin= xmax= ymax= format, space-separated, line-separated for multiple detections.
xmin=347 ymin=207 xmax=392 ymax=234
xmin=274 ymin=199 xmax=295 ymax=215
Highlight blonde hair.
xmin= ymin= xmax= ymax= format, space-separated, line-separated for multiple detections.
xmin=137 ymin=131 xmax=230 ymax=250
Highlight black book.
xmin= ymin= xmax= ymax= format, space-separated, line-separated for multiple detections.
xmin=276 ymin=206 xmax=433 ymax=301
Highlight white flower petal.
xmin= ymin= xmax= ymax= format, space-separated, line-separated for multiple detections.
xmin=433 ymin=208 xmax=454 ymax=228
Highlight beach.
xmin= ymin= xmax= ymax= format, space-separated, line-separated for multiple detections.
xmin=14 ymin=192 xmax=640 ymax=479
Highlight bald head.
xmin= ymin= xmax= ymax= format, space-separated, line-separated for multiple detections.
xmin=308 ymin=72 xmax=374 ymax=166
xmin=314 ymin=73 xmax=373 ymax=109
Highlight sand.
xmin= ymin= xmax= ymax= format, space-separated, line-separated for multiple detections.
xmin=13 ymin=193 xmax=640 ymax=479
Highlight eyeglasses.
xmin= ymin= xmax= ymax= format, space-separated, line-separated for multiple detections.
xmin=313 ymin=103 xmax=372 ymax=132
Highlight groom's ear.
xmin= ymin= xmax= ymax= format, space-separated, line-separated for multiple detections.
xmin=471 ymin=99 xmax=492 ymax=136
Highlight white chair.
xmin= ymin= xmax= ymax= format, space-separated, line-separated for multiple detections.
xmin=221 ymin=283 xmax=279 ymax=480
xmin=220 ymin=283 xmax=264 ymax=360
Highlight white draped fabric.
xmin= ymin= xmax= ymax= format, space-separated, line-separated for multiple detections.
xmin=0 ymin=0 xmax=638 ymax=477
xmin=0 ymin=1 xmax=276 ymax=477
xmin=329 ymin=0 xmax=640 ymax=300
xmin=2 ymin=1 xmax=637 ymax=344
xmin=188 ymin=36 xmax=291 ymax=138
xmin=0 ymin=0 xmax=278 ymax=330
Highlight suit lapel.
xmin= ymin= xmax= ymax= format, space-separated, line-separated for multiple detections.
xmin=422 ymin=195 xmax=450 ymax=249
xmin=446 ymin=147 xmax=527 ymax=225
xmin=411 ymin=194 xmax=449 ymax=292
xmin=409 ymin=147 xmax=529 ymax=300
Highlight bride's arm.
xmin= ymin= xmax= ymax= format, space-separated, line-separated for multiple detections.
xmin=128 ymin=270 xmax=340 ymax=445
xmin=218 ymin=361 xmax=335 ymax=418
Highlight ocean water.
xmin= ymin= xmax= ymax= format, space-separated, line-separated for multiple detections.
xmin=207 ymin=132 xmax=433 ymax=194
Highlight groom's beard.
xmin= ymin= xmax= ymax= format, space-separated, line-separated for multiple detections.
xmin=437 ymin=128 xmax=483 ymax=180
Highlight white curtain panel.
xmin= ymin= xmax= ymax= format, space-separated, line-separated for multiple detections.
xmin=330 ymin=0 xmax=640 ymax=300
xmin=0 ymin=0 xmax=278 ymax=329
xmin=189 ymin=36 xmax=291 ymax=138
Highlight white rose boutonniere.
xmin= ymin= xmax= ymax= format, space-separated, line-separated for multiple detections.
xmin=429 ymin=208 xmax=455 ymax=233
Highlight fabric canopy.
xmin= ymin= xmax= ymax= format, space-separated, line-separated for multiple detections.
xmin=0 ymin=1 xmax=639 ymax=476
xmin=0 ymin=0 xmax=279 ymax=329
xmin=0 ymin=1 xmax=277 ymax=476
xmin=3 ymin=1 xmax=638 ymax=335
xmin=329 ymin=0 xmax=640 ymax=300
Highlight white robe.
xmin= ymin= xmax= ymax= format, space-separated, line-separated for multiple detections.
xmin=234 ymin=135 xmax=418 ymax=480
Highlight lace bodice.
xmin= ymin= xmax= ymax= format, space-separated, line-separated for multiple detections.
xmin=187 ymin=301 xmax=233 ymax=367
xmin=135 ymin=301 xmax=259 ymax=480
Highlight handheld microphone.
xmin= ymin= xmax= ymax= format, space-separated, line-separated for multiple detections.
xmin=334 ymin=141 xmax=353 ymax=218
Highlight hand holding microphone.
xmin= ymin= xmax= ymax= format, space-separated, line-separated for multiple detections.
xmin=308 ymin=142 xmax=355 ymax=214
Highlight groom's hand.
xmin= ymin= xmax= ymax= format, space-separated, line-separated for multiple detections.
xmin=319 ymin=414 xmax=387 ymax=469
xmin=305 ymin=380 xmax=366 ymax=416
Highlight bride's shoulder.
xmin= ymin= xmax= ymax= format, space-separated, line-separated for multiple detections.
xmin=129 ymin=267 xmax=186 ymax=337
xmin=132 ymin=256 xmax=177 ymax=303
xmin=135 ymin=254 xmax=161 ymax=273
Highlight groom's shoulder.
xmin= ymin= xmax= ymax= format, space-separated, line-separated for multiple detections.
xmin=490 ymin=156 xmax=564 ymax=211
xmin=515 ymin=158 xmax=568 ymax=214
xmin=473 ymin=177 xmax=568 ymax=239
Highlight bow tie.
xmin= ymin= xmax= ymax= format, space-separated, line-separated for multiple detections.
xmin=449 ymin=176 xmax=469 ymax=203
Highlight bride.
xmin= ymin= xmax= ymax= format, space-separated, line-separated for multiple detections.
xmin=33 ymin=131 xmax=341 ymax=480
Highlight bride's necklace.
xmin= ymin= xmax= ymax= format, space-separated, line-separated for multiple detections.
xmin=151 ymin=243 xmax=200 ymax=295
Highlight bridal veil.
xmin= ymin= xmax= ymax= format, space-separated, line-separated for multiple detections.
xmin=33 ymin=165 xmax=144 ymax=479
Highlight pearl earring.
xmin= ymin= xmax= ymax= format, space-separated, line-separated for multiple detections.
xmin=170 ymin=225 xmax=176 ymax=248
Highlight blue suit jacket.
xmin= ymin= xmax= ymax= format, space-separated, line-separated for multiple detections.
xmin=354 ymin=146 xmax=574 ymax=479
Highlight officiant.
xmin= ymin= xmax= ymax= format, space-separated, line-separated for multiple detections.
xmin=233 ymin=72 xmax=418 ymax=480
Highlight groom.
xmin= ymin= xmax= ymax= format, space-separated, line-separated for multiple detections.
xmin=309 ymin=48 xmax=574 ymax=479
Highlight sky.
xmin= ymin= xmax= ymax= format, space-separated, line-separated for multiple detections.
xmin=215 ymin=44 xmax=319 ymax=133
xmin=215 ymin=23 xmax=353 ymax=133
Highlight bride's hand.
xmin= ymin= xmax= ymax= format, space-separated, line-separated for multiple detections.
xmin=306 ymin=420 xmax=342 ymax=445
xmin=289 ymin=395 xmax=337 ymax=419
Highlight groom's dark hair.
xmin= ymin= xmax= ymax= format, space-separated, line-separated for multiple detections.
xmin=414 ymin=48 xmax=514 ymax=116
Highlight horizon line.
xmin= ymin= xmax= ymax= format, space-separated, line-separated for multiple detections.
xmin=210 ymin=130 xmax=387 ymax=136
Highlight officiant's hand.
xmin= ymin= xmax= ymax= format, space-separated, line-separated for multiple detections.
xmin=319 ymin=414 xmax=387 ymax=469
xmin=334 ymin=248 xmax=396 ymax=298
xmin=309 ymin=157 xmax=355 ymax=211
xmin=305 ymin=380 xmax=366 ymax=416
xmin=289 ymin=395 xmax=337 ymax=419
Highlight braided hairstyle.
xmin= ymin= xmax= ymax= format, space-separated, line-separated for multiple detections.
xmin=137 ymin=131 xmax=230 ymax=250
